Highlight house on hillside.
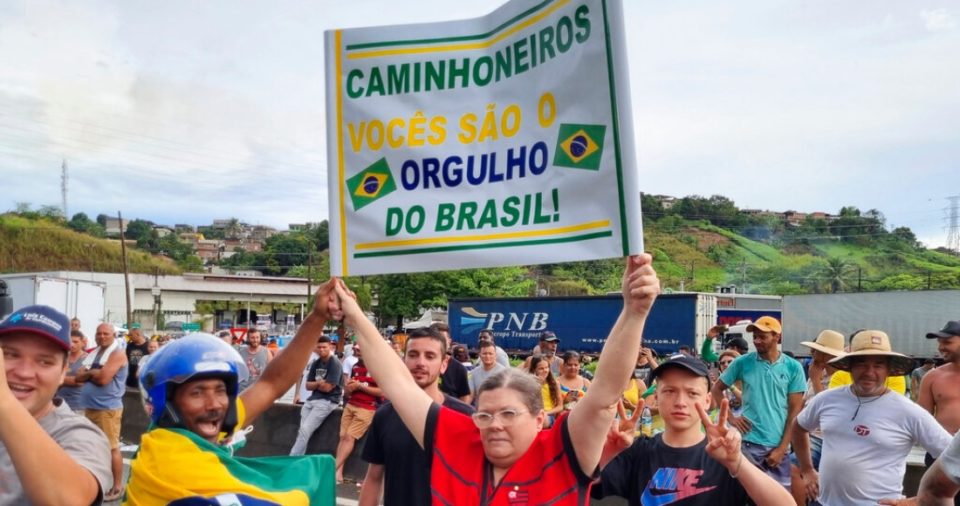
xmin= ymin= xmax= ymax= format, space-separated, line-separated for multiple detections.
xmin=783 ymin=210 xmax=807 ymax=226
xmin=103 ymin=217 xmax=129 ymax=237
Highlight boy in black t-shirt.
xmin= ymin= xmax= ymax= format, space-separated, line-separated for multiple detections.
xmin=594 ymin=355 xmax=794 ymax=506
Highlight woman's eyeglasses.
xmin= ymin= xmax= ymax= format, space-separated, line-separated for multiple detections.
xmin=472 ymin=408 xmax=528 ymax=428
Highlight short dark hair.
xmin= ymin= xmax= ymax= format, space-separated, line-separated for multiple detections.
xmin=561 ymin=351 xmax=581 ymax=364
xmin=478 ymin=340 xmax=496 ymax=351
xmin=429 ymin=322 xmax=450 ymax=333
xmin=318 ymin=335 xmax=332 ymax=344
xmin=408 ymin=327 xmax=447 ymax=355
xmin=70 ymin=329 xmax=84 ymax=339
xmin=478 ymin=329 xmax=494 ymax=340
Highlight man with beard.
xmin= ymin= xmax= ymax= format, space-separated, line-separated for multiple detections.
xmin=711 ymin=316 xmax=805 ymax=489
xmin=522 ymin=330 xmax=563 ymax=375
xmin=238 ymin=328 xmax=272 ymax=391
xmin=918 ymin=320 xmax=960 ymax=504
xmin=358 ymin=327 xmax=474 ymax=506
xmin=794 ymin=330 xmax=951 ymax=506
xmin=123 ymin=280 xmax=341 ymax=505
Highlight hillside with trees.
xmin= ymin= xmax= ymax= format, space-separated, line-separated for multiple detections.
xmin=3 ymin=194 xmax=959 ymax=326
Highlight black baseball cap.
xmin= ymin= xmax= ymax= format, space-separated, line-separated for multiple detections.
xmin=540 ymin=331 xmax=559 ymax=342
xmin=725 ymin=337 xmax=749 ymax=353
xmin=652 ymin=354 xmax=710 ymax=380
xmin=0 ymin=305 xmax=72 ymax=351
xmin=926 ymin=321 xmax=960 ymax=339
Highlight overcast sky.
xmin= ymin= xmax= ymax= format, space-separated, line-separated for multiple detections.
xmin=1 ymin=0 xmax=957 ymax=248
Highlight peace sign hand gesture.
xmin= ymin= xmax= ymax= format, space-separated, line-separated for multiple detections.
xmin=695 ymin=398 xmax=743 ymax=472
xmin=605 ymin=400 xmax=644 ymax=452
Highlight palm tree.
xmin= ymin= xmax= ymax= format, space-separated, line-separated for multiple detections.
xmin=821 ymin=257 xmax=854 ymax=293
xmin=225 ymin=217 xmax=244 ymax=240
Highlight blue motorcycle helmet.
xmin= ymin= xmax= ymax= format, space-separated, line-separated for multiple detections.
xmin=139 ymin=333 xmax=249 ymax=437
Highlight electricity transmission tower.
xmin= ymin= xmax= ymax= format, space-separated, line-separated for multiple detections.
xmin=947 ymin=196 xmax=960 ymax=254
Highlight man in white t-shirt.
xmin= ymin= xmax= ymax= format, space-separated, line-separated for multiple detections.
xmin=794 ymin=330 xmax=951 ymax=506
xmin=918 ymin=430 xmax=960 ymax=505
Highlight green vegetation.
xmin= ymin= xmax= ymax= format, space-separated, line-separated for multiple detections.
xmin=4 ymin=195 xmax=960 ymax=327
xmin=0 ymin=214 xmax=180 ymax=275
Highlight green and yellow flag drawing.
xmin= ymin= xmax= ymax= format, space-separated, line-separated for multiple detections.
xmin=347 ymin=158 xmax=398 ymax=211
xmin=553 ymin=123 xmax=606 ymax=171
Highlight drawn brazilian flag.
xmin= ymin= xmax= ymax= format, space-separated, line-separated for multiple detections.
xmin=553 ymin=123 xmax=606 ymax=171
xmin=346 ymin=158 xmax=397 ymax=211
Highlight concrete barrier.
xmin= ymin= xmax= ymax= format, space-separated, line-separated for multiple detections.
xmin=120 ymin=389 xmax=370 ymax=480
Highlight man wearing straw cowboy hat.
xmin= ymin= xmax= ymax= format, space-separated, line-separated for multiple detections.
xmin=793 ymin=330 xmax=952 ymax=506
xmin=800 ymin=330 xmax=846 ymax=403
xmin=788 ymin=330 xmax=845 ymax=504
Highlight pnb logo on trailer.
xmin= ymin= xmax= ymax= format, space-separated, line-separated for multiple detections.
xmin=458 ymin=307 xmax=549 ymax=337
xmin=346 ymin=158 xmax=397 ymax=211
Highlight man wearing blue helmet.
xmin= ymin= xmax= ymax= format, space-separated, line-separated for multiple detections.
xmin=124 ymin=279 xmax=342 ymax=505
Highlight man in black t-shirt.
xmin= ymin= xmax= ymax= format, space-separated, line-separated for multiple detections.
xmin=125 ymin=328 xmax=150 ymax=389
xmin=359 ymin=327 xmax=474 ymax=506
xmin=430 ymin=322 xmax=471 ymax=404
xmin=594 ymin=354 xmax=794 ymax=506
xmin=289 ymin=335 xmax=342 ymax=456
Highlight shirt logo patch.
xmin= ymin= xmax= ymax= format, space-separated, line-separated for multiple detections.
xmin=641 ymin=468 xmax=718 ymax=505
xmin=507 ymin=486 xmax=529 ymax=505
xmin=854 ymin=424 xmax=871 ymax=436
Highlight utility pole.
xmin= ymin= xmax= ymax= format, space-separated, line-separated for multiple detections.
xmin=118 ymin=211 xmax=132 ymax=328
xmin=739 ymin=259 xmax=748 ymax=294
xmin=307 ymin=247 xmax=313 ymax=299
xmin=947 ymin=196 xmax=960 ymax=255
xmin=61 ymin=159 xmax=68 ymax=219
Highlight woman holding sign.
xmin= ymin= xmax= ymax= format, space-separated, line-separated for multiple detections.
xmin=331 ymin=255 xmax=659 ymax=505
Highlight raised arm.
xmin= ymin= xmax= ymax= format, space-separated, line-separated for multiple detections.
xmin=239 ymin=279 xmax=337 ymax=425
xmin=700 ymin=326 xmax=723 ymax=363
xmin=568 ymin=254 xmax=659 ymax=476
xmin=335 ymin=281 xmax=434 ymax=448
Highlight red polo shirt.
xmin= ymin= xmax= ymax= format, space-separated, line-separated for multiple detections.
xmin=425 ymin=404 xmax=595 ymax=505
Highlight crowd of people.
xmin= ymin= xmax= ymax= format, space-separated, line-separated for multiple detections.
xmin=1 ymin=256 xmax=960 ymax=504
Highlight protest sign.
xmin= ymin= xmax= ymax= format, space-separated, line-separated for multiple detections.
xmin=325 ymin=0 xmax=642 ymax=276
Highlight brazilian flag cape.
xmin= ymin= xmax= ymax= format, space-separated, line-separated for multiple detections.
xmin=123 ymin=414 xmax=335 ymax=505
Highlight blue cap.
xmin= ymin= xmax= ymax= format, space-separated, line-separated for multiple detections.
xmin=0 ymin=305 xmax=71 ymax=351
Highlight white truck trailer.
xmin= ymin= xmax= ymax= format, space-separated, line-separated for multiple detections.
xmin=0 ymin=274 xmax=107 ymax=342
xmin=781 ymin=290 xmax=960 ymax=358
